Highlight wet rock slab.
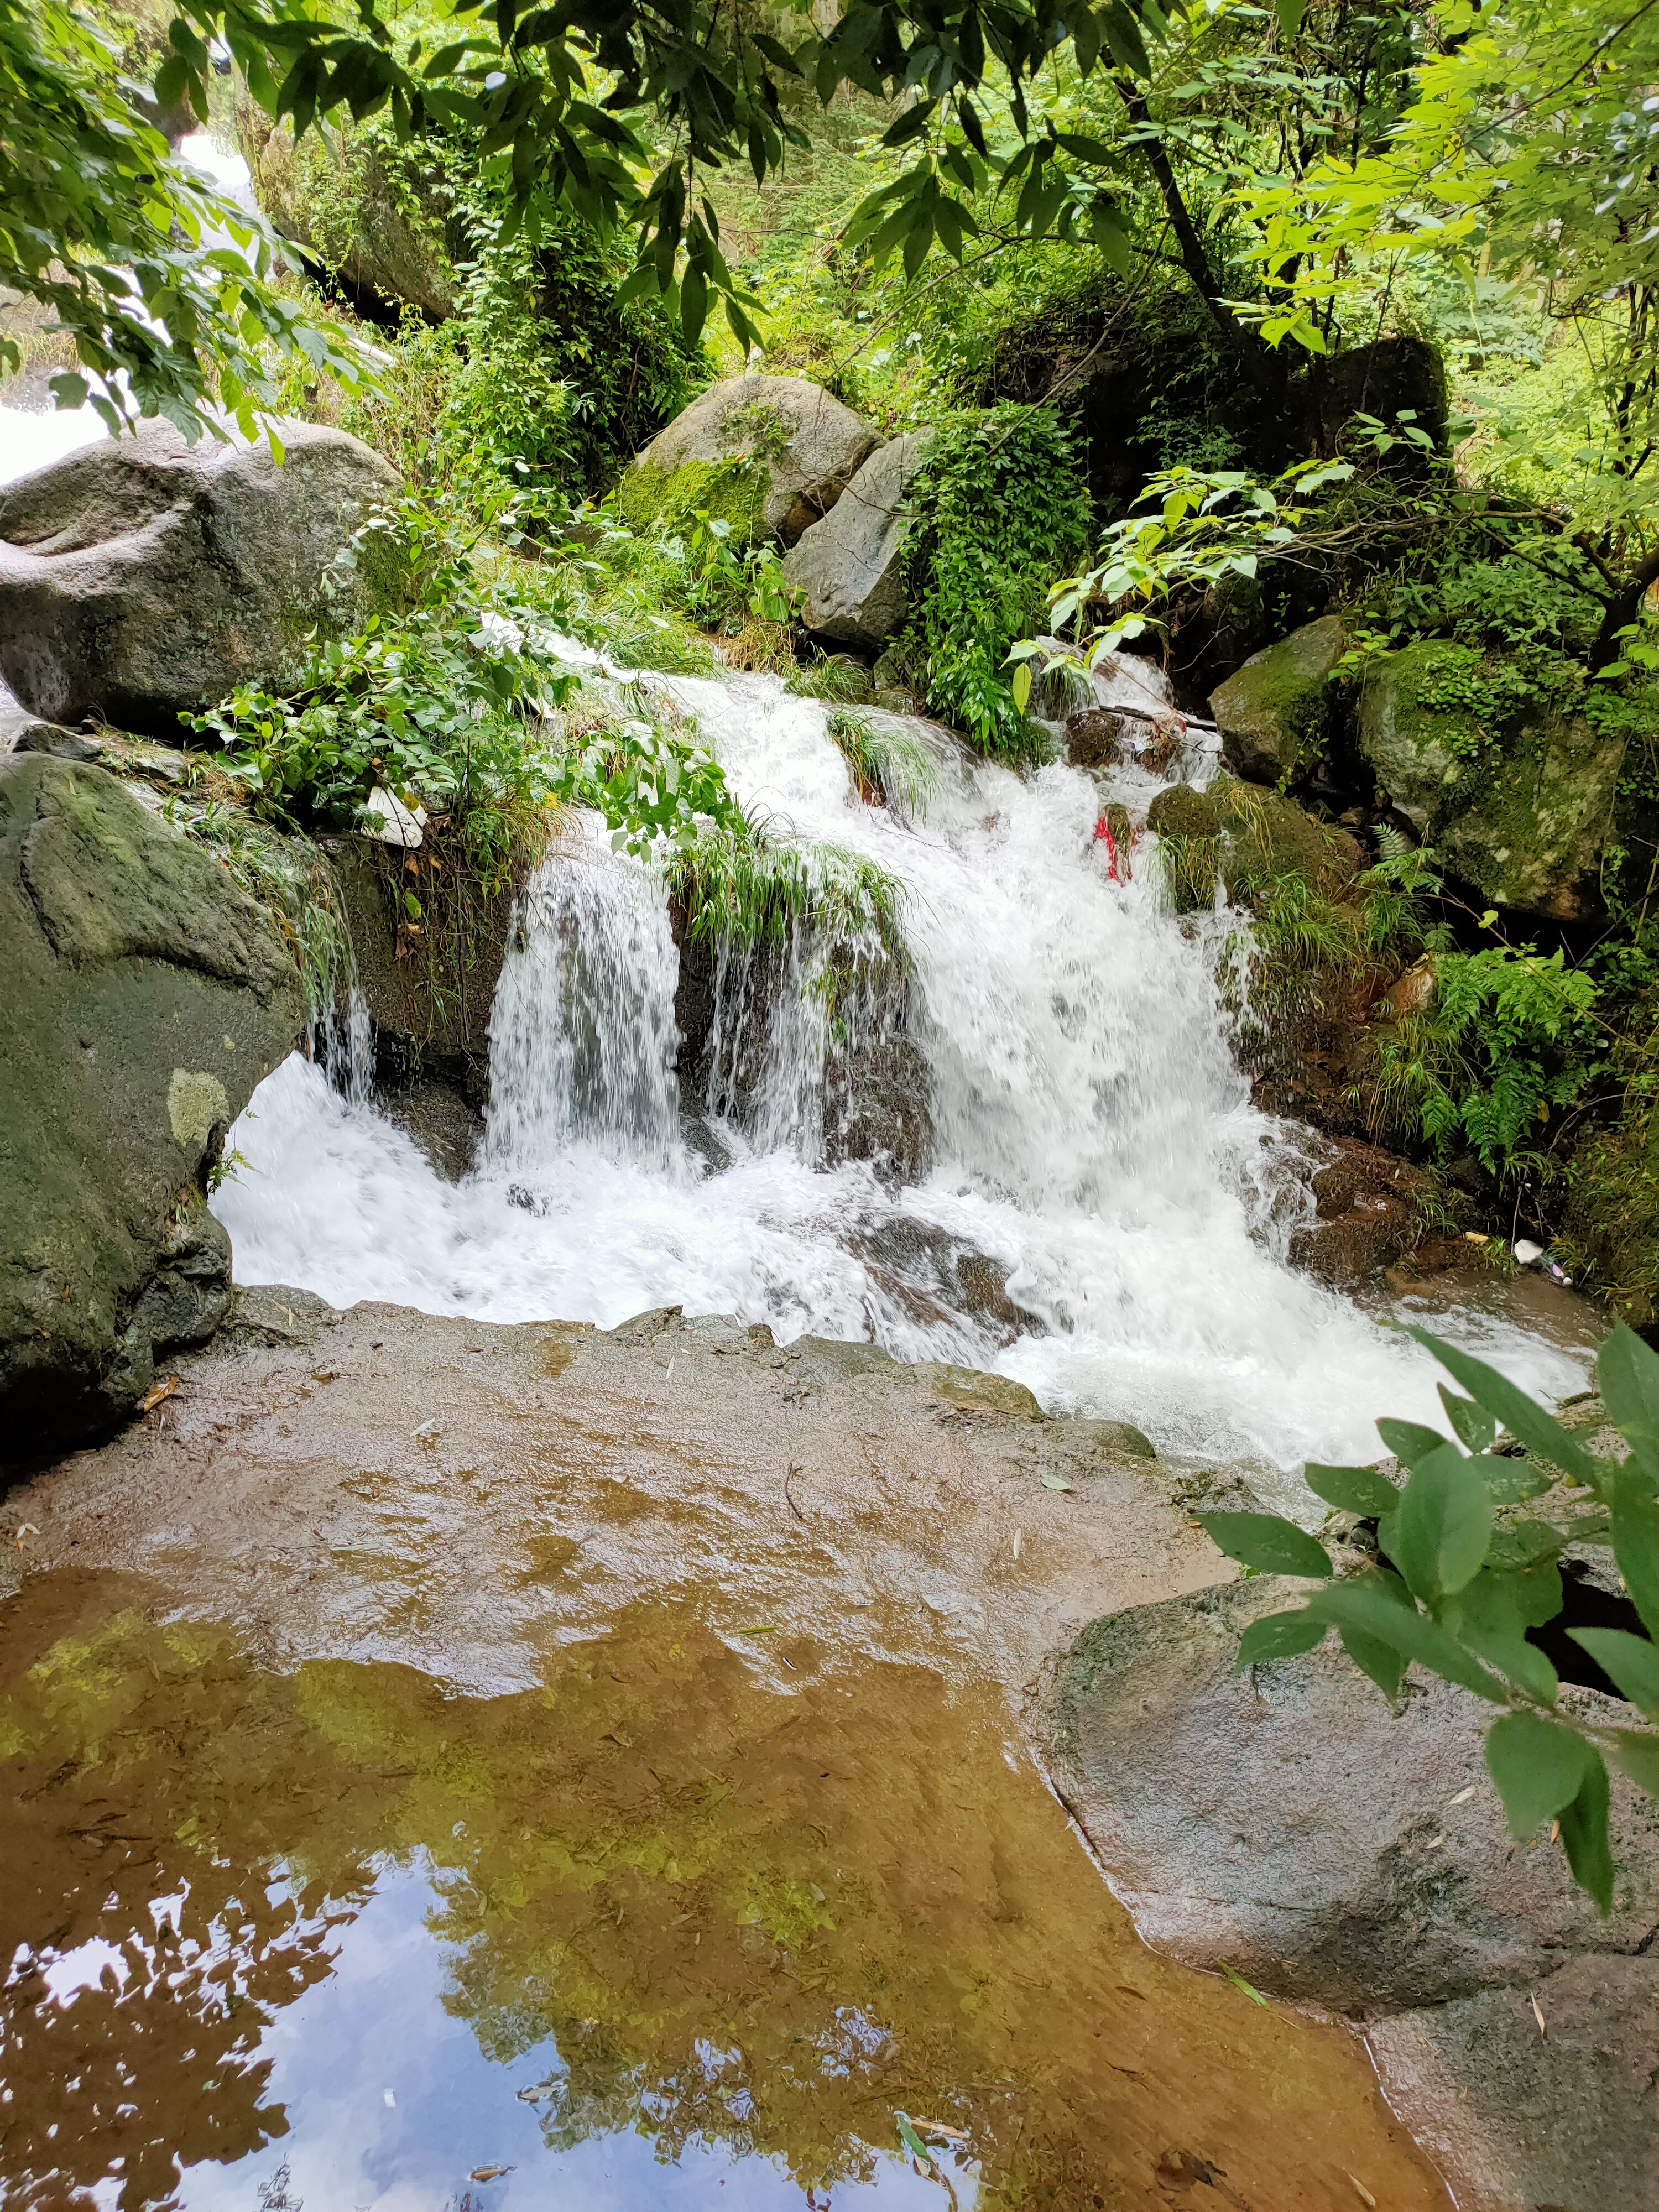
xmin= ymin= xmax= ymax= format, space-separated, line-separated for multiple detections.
xmin=1046 ymin=1572 xmax=1659 ymax=2212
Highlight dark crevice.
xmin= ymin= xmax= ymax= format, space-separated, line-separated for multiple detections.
xmin=1527 ymin=1559 xmax=1648 ymax=1699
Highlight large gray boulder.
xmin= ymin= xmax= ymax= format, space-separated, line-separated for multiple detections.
xmin=0 ymin=420 xmax=404 ymax=734
xmin=1208 ymin=613 xmax=1347 ymax=784
xmin=0 ymin=755 xmax=304 ymax=1455
xmin=1048 ymin=1574 xmax=1659 ymax=2013
xmin=618 ymin=375 xmax=883 ymax=546
xmin=1358 ymin=639 xmax=1625 ymax=919
xmin=781 ymin=431 xmax=931 ymax=650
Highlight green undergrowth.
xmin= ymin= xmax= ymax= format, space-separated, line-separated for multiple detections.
xmin=899 ymin=405 xmax=1091 ymax=760
xmin=664 ymin=821 xmax=907 ymax=968
xmin=826 ymin=710 xmax=938 ymax=820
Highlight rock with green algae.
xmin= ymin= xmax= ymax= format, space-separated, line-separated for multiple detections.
xmin=619 ymin=374 xmax=883 ymax=547
xmin=0 ymin=419 xmax=404 ymax=734
xmin=0 ymin=754 xmax=304 ymax=1457
xmin=1146 ymin=775 xmax=1362 ymax=916
xmin=1562 ymin=1087 xmax=1659 ymax=1328
xmin=1357 ymin=639 xmax=1625 ymax=920
xmin=1208 ymin=614 xmax=1348 ymax=785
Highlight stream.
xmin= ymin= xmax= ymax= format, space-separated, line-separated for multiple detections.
xmin=213 ymin=659 xmax=1589 ymax=1509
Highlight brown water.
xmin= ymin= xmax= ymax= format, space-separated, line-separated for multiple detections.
xmin=1 ymin=1569 xmax=1445 ymax=2212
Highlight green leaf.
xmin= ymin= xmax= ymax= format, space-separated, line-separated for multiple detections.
xmin=1608 ymin=1726 xmax=1659 ymax=1798
xmin=1383 ymin=1443 xmax=1493 ymax=1602
xmin=881 ymin=100 xmax=935 ymax=149
xmin=896 ymin=2115 xmax=931 ymax=2165
xmin=1276 ymin=0 xmax=1306 ymax=36
xmin=1216 ymin=1959 xmax=1269 ymax=2006
xmin=1439 ymin=1386 xmax=1497 ymax=1457
xmin=1234 ymin=1610 xmax=1327 ymax=1670
xmin=1339 ymin=1626 xmax=1406 ymax=1702
xmin=1598 ymin=1322 xmax=1659 ymax=1475
xmin=1559 ymin=1749 xmax=1613 ymax=1914
xmin=1570 ymin=1627 xmax=1659 ymax=1719
xmin=1408 ymin=1328 xmax=1601 ymax=1490
xmin=1197 ymin=1511 xmax=1331 ymax=1579
xmin=1376 ymin=1417 xmax=1452 ymax=1469
xmin=1010 ymin=660 xmax=1032 ymax=711
xmin=1484 ymin=1711 xmax=1593 ymax=1838
xmin=1303 ymin=1462 xmax=1399 ymax=1516
xmin=1306 ymin=1579 xmax=1507 ymax=1703
xmin=1613 ymin=1459 xmax=1659 ymax=1640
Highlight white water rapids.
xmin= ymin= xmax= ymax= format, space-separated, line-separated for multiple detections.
xmin=0 ymin=233 xmax=1590 ymax=1502
xmin=210 ymin=661 xmax=1591 ymax=1506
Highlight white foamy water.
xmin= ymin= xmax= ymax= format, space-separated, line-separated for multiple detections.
xmin=216 ymin=664 xmax=1593 ymax=1505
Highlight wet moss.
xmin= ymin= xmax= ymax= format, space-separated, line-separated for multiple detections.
xmin=614 ymin=457 xmax=771 ymax=544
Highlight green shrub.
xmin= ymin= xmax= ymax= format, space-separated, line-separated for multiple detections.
xmin=1201 ymin=1322 xmax=1659 ymax=1915
xmin=900 ymin=405 xmax=1091 ymax=759
xmin=196 ymin=490 xmax=747 ymax=880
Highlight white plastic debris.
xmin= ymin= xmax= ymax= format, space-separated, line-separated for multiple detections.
xmin=1513 ymin=1239 xmax=1545 ymax=1266
xmin=362 ymin=786 xmax=427 ymax=848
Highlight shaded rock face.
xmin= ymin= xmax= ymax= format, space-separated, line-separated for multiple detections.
xmin=237 ymin=105 xmax=458 ymax=322
xmin=1209 ymin=614 xmax=1347 ymax=785
xmin=328 ymin=841 xmax=513 ymax=1110
xmin=1301 ymin=335 xmax=1450 ymax=461
xmin=1288 ymin=1137 xmax=1432 ymax=1288
xmin=1048 ymin=1574 xmax=1659 ymax=2018
xmin=1358 ymin=640 xmax=1623 ymax=920
xmin=0 ymin=421 xmax=404 ymax=734
xmin=0 ymin=756 xmax=304 ymax=1457
xmin=781 ymin=431 xmax=932 ymax=651
xmin=621 ymin=375 xmax=883 ymax=546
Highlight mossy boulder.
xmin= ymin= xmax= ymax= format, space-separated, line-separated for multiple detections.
xmin=1147 ymin=776 xmax=1361 ymax=916
xmin=1357 ymin=640 xmax=1624 ymax=920
xmin=0 ymin=420 xmax=405 ymax=735
xmin=1208 ymin=614 xmax=1348 ymax=785
xmin=0 ymin=755 xmax=304 ymax=1457
xmin=1562 ymin=1089 xmax=1659 ymax=1329
xmin=620 ymin=375 xmax=883 ymax=546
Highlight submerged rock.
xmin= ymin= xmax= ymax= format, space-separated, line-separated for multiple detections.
xmin=619 ymin=375 xmax=882 ymax=546
xmin=781 ymin=431 xmax=932 ymax=651
xmin=1209 ymin=614 xmax=1347 ymax=785
xmin=1048 ymin=1573 xmax=1659 ymax=2016
xmin=1357 ymin=640 xmax=1623 ymax=919
xmin=0 ymin=755 xmax=304 ymax=1455
xmin=0 ymin=420 xmax=403 ymax=734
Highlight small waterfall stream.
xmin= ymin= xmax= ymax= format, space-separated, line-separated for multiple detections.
xmin=213 ymin=662 xmax=1591 ymax=1505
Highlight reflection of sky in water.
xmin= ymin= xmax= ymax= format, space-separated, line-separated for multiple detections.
xmin=61 ymin=1865 xmax=969 ymax=2212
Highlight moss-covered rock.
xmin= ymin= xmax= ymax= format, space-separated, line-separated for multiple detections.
xmin=1208 ymin=615 xmax=1347 ymax=785
xmin=1562 ymin=1091 xmax=1659 ymax=1328
xmin=1357 ymin=640 xmax=1624 ymax=920
xmin=0 ymin=756 xmax=304 ymax=1455
xmin=622 ymin=375 xmax=882 ymax=546
xmin=1146 ymin=782 xmax=1222 ymax=914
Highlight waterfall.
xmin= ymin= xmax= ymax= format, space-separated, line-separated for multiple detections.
xmin=213 ymin=663 xmax=1592 ymax=1503
xmin=484 ymin=828 xmax=685 ymax=1177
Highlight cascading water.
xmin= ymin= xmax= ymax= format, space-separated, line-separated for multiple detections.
xmin=214 ymin=656 xmax=1593 ymax=1507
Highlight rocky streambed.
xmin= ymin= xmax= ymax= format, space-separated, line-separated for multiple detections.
xmin=6 ymin=1296 xmax=1654 ymax=2209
